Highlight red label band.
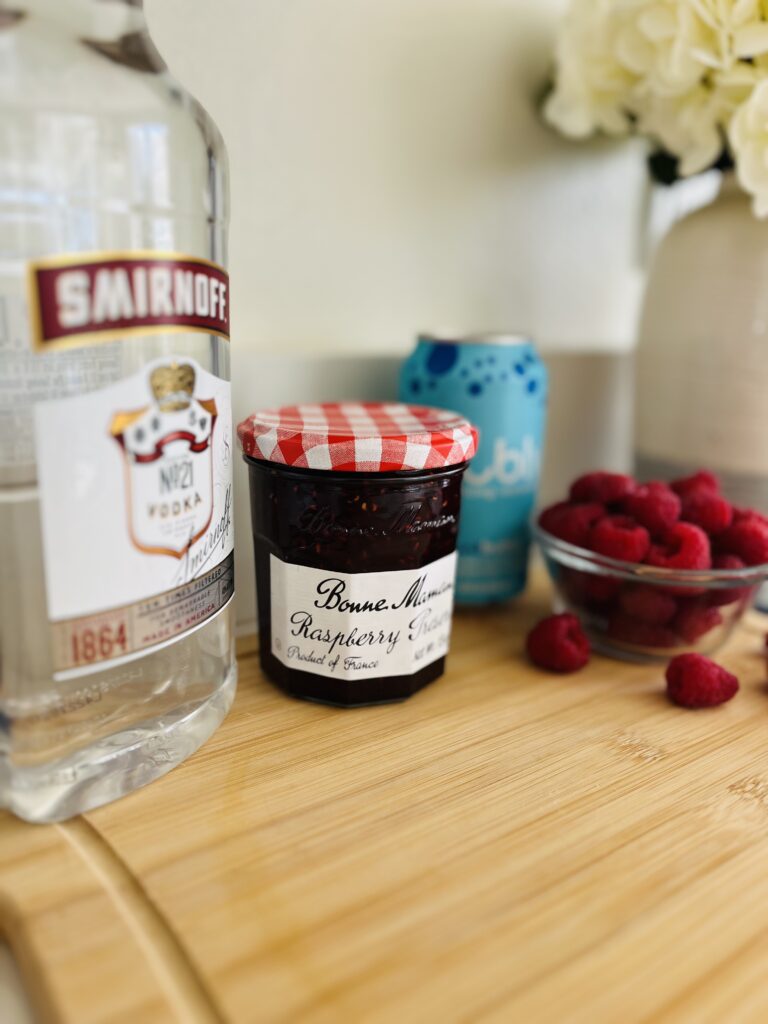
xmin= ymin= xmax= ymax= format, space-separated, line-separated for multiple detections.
xmin=28 ymin=252 xmax=230 ymax=352
xmin=50 ymin=552 xmax=235 ymax=679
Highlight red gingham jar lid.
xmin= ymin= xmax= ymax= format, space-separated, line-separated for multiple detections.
xmin=237 ymin=401 xmax=478 ymax=473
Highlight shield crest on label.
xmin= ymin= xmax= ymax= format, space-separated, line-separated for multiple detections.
xmin=110 ymin=362 xmax=217 ymax=559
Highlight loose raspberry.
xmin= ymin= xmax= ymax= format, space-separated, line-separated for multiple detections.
xmin=608 ymin=612 xmax=677 ymax=649
xmin=670 ymin=471 xmax=721 ymax=501
xmin=717 ymin=516 xmax=768 ymax=566
xmin=570 ymin=471 xmax=636 ymax=506
xmin=619 ymin=585 xmax=677 ymax=625
xmin=623 ymin=482 xmax=681 ymax=537
xmin=588 ymin=515 xmax=650 ymax=563
xmin=538 ymin=501 xmax=605 ymax=548
xmin=526 ymin=614 xmax=590 ymax=673
xmin=709 ymin=554 xmax=751 ymax=607
xmin=665 ymin=653 xmax=739 ymax=709
xmin=646 ymin=522 xmax=711 ymax=571
xmin=672 ymin=601 xmax=723 ymax=644
xmin=680 ymin=491 xmax=733 ymax=535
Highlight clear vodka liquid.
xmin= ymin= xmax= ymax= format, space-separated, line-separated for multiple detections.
xmin=0 ymin=0 xmax=237 ymax=821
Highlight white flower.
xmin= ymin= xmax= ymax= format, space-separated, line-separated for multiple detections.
xmin=614 ymin=0 xmax=710 ymax=96
xmin=639 ymin=84 xmax=726 ymax=173
xmin=687 ymin=0 xmax=768 ymax=67
xmin=544 ymin=0 xmax=637 ymax=138
xmin=548 ymin=0 xmax=768 ymax=208
xmin=731 ymin=77 xmax=768 ymax=215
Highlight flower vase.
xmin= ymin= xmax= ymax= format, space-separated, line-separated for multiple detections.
xmin=635 ymin=174 xmax=768 ymax=513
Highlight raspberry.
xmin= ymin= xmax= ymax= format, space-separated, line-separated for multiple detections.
xmin=538 ymin=501 xmax=605 ymax=548
xmin=608 ymin=612 xmax=677 ymax=649
xmin=646 ymin=522 xmax=711 ymax=571
xmin=619 ymin=585 xmax=678 ymax=625
xmin=570 ymin=471 xmax=636 ymax=505
xmin=709 ymin=554 xmax=751 ymax=607
xmin=672 ymin=601 xmax=723 ymax=644
xmin=713 ymin=554 xmax=746 ymax=570
xmin=732 ymin=507 xmax=768 ymax=527
xmin=561 ymin=569 xmax=621 ymax=607
xmin=680 ymin=491 xmax=733 ymax=535
xmin=526 ymin=614 xmax=590 ymax=673
xmin=623 ymin=482 xmax=681 ymax=537
xmin=588 ymin=515 xmax=650 ymax=563
xmin=665 ymin=653 xmax=739 ymax=709
xmin=717 ymin=516 xmax=768 ymax=566
xmin=670 ymin=471 xmax=721 ymax=500
xmin=580 ymin=575 xmax=622 ymax=604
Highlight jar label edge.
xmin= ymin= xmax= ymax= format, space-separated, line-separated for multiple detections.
xmin=269 ymin=550 xmax=457 ymax=682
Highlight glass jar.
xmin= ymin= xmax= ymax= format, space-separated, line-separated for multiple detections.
xmin=238 ymin=403 xmax=478 ymax=707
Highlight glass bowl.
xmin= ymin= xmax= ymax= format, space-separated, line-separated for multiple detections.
xmin=533 ymin=523 xmax=768 ymax=663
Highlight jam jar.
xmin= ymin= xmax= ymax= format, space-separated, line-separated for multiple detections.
xmin=238 ymin=402 xmax=478 ymax=707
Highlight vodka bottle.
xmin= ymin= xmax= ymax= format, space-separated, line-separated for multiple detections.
xmin=0 ymin=0 xmax=236 ymax=821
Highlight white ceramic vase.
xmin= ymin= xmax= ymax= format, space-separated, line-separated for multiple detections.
xmin=635 ymin=174 xmax=768 ymax=511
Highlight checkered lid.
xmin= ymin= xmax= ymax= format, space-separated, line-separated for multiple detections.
xmin=237 ymin=402 xmax=478 ymax=473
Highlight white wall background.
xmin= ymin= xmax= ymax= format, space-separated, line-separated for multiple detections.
xmin=143 ymin=0 xmax=646 ymax=631
xmin=145 ymin=0 xmax=647 ymax=356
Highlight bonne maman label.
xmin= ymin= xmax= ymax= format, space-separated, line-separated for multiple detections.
xmin=269 ymin=552 xmax=457 ymax=681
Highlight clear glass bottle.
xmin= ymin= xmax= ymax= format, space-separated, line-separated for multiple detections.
xmin=0 ymin=0 xmax=237 ymax=822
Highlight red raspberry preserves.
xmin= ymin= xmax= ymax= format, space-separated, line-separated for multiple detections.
xmin=239 ymin=402 xmax=478 ymax=707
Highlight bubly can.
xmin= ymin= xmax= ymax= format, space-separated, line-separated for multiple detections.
xmin=399 ymin=332 xmax=548 ymax=605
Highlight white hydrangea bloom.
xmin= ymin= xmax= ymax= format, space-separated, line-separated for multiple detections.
xmin=688 ymin=0 xmax=768 ymax=67
xmin=714 ymin=56 xmax=768 ymax=126
xmin=547 ymin=0 xmax=768 ymax=209
xmin=639 ymin=85 xmax=726 ymax=173
xmin=613 ymin=0 xmax=710 ymax=96
xmin=544 ymin=0 xmax=637 ymax=138
xmin=731 ymin=77 xmax=768 ymax=215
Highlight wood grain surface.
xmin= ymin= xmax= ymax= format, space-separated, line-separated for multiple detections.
xmin=4 ymin=577 xmax=768 ymax=1022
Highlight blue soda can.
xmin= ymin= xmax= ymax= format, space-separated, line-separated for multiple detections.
xmin=399 ymin=332 xmax=548 ymax=605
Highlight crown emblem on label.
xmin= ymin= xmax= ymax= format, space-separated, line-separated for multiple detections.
xmin=150 ymin=363 xmax=196 ymax=411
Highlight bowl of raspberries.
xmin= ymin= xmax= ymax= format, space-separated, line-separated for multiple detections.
xmin=534 ymin=470 xmax=768 ymax=663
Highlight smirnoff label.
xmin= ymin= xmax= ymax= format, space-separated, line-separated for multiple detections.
xmin=27 ymin=252 xmax=230 ymax=352
xmin=34 ymin=356 xmax=234 ymax=679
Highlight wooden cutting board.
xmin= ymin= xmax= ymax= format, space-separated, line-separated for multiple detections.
xmin=3 ymin=577 xmax=768 ymax=1023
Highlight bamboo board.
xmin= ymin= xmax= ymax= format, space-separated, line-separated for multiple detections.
xmin=3 ymin=577 xmax=768 ymax=1022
